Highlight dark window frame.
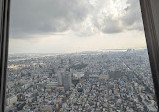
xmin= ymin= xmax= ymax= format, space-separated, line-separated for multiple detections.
xmin=0 ymin=0 xmax=159 ymax=111
xmin=0 ymin=0 xmax=10 ymax=112
xmin=140 ymin=0 xmax=159 ymax=110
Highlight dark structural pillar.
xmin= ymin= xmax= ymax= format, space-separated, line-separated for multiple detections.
xmin=140 ymin=0 xmax=159 ymax=110
xmin=0 ymin=0 xmax=10 ymax=112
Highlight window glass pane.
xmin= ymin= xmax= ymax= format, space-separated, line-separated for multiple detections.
xmin=6 ymin=0 xmax=158 ymax=112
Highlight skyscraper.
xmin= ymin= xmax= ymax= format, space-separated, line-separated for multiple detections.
xmin=64 ymin=70 xmax=72 ymax=91
xmin=57 ymin=72 xmax=63 ymax=86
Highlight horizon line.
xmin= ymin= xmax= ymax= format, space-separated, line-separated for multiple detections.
xmin=8 ymin=47 xmax=147 ymax=55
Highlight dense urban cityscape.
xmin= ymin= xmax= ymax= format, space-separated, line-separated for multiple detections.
xmin=6 ymin=49 xmax=158 ymax=112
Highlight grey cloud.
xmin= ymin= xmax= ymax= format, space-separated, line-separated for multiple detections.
xmin=102 ymin=25 xmax=123 ymax=34
xmin=121 ymin=0 xmax=143 ymax=29
xmin=92 ymin=0 xmax=143 ymax=34
xmin=100 ymin=16 xmax=123 ymax=34
xmin=10 ymin=0 xmax=90 ymax=38
xmin=10 ymin=0 xmax=143 ymax=38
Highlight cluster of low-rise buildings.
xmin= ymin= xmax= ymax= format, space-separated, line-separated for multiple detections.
xmin=5 ymin=49 xmax=158 ymax=112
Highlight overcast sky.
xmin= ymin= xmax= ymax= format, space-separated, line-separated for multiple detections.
xmin=9 ymin=0 xmax=147 ymax=54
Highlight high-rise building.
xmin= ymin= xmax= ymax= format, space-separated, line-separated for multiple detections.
xmin=57 ymin=68 xmax=72 ymax=91
xmin=57 ymin=68 xmax=65 ymax=86
xmin=64 ymin=70 xmax=72 ymax=91
xmin=57 ymin=72 xmax=63 ymax=86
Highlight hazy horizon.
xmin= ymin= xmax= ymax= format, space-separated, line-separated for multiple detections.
xmin=8 ymin=48 xmax=147 ymax=55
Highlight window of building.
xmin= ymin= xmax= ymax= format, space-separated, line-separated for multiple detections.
xmin=3 ymin=0 xmax=158 ymax=112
